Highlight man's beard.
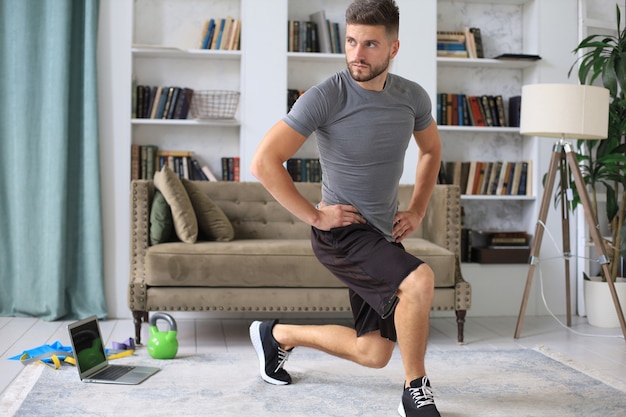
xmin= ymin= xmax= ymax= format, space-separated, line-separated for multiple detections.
xmin=347 ymin=58 xmax=390 ymax=82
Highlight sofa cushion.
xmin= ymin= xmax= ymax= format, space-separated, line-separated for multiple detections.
xmin=149 ymin=190 xmax=174 ymax=245
xmin=181 ymin=179 xmax=234 ymax=242
xmin=144 ymin=237 xmax=455 ymax=288
xmin=153 ymin=166 xmax=198 ymax=243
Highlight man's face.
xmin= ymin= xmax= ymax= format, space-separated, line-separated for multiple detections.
xmin=345 ymin=24 xmax=399 ymax=88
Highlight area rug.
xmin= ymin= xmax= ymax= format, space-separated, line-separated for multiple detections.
xmin=2 ymin=347 xmax=625 ymax=417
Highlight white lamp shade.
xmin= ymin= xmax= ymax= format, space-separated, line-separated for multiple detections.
xmin=519 ymin=83 xmax=609 ymax=139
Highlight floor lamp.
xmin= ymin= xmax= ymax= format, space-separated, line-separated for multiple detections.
xmin=513 ymin=83 xmax=626 ymax=341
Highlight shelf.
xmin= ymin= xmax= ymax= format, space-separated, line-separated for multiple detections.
xmin=438 ymin=125 xmax=519 ymax=133
xmin=132 ymin=46 xmax=241 ymax=60
xmin=461 ymin=195 xmax=535 ymax=201
xmin=132 ymin=118 xmax=240 ymax=127
xmin=287 ymin=52 xmax=345 ymax=63
xmin=437 ymin=57 xmax=536 ymax=69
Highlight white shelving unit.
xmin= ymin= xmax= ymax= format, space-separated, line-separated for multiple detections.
xmin=436 ymin=0 xmax=579 ymax=316
xmin=131 ymin=0 xmax=243 ymax=179
xmin=99 ymin=0 xmax=580 ymax=318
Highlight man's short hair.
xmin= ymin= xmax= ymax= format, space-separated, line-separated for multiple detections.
xmin=345 ymin=0 xmax=400 ymax=39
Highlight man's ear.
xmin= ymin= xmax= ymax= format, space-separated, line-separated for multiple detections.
xmin=390 ymin=39 xmax=400 ymax=59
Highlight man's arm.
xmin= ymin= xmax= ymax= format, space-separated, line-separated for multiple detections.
xmin=392 ymin=118 xmax=442 ymax=242
xmin=250 ymin=120 xmax=364 ymax=230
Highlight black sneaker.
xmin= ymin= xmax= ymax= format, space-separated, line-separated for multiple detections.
xmin=249 ymin=320 xmax=292 ymax=385
xmin=397 ymin=376 xmax=441 ymax=417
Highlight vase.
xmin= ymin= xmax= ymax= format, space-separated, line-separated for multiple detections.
xmin=584 ymin=278 xmax=626 ymax=328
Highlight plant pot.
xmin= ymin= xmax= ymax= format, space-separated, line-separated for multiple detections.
xmin=584 ymin=277 xmax=626 ymax=328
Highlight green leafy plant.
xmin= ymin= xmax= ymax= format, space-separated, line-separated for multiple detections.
xmin=566 ymin=4 xmax=626 ymax=282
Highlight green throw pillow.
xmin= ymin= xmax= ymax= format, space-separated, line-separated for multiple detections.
xmin=153 ymin=166 xmax=198 ymax=243
xmin=149 ymin=190 xmax=174 ymax=245
xmin=182 ymin=179 xmax=234 ymax=242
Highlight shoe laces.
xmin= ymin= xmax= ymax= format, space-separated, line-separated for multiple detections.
xmin=408 ymin=380 xmax=435 ymax=409
xmin=274 ymin=346 xmax=291 ymax=373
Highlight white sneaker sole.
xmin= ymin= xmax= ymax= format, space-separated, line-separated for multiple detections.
xmin=249 ymin=321 xmax=289 ymax=385
xmin=397 ymin=402 xmax=406 ymax=417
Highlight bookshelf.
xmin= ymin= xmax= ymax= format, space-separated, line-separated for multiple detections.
xmin=102 ymin=0 xmax=578 ymax=317
xmin=131 ymin=0 xmax=243 ymax=181
xmin=435 ymin=0 xmax=578 ymax=315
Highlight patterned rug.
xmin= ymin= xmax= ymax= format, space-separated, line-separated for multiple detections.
xmin=2 ymin=347 xmax=625 ymax=417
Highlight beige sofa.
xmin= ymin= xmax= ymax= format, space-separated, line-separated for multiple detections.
xmin=128 ymin=180 xmax=471 ymax=344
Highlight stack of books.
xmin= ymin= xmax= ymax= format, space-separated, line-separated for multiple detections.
xmin=198 ymin=17 xmax=241 ymax=50
xmin=437 ymin=27 xmax=484 ymax=59
xmin=130 ymin=145 xmax=219 ymax=182
xmin=469 ymin=230 xmax=531 ymax=264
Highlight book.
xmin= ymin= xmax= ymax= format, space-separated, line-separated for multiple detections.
xmin=471 ymin=247 xmax=530 ymax=264
xmin=465 ymin=161 xmax=477 ymax=195
xmin=463 ymin=27 xmax=477 ymax=58
xmin=149 ymin=86 xmax=163 ymax=119
xmin=219 ymin=17 xmax=234 ymax=50
xmin=153 ymin=86 xmax=168 ymax=119
xmin=468 ymin=96 xmax=486 ymax=126
xmin=228 ymin=19 xmax=241 ymax=50
xmin=131 ymin=144 xmax=141 ymax=180
xmin=469 ymin=27 xmax=484 ymax=58
xmin=173 ymin=88 xmax=194 ymax=119
xmin=495 ymin=95 xmax=507 ymax=127
xmin=437 ymin=30 xmax=465 ymax=42
xmin=481 ymin=95 xmax=494 ymax=126
xmin=161 ymin=87 xmax=176 ymax=119
xmin=508 ymin=95 xmax=521 ymax=127
xmin=199 ymin=19 xmax=210 ymax=49
xmin=190 ymin=158 xmax=209 ymax=181
xmin=211 ymin=18 xmax=225 ymax=49
xmin=493 ymin=53 xmax=541 ymax=61
xmin=203 ymin=19 xmax=217 ymax=49
xmin=201 ymin=165 xmax=219 ymax=182
xmin=309 ymin=11 xmax=332 ymax=53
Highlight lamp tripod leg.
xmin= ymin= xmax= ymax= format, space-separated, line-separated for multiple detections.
xmin=564 ymin=145 xmax=626 ymax=341
xmin=514 ymin=147 xmax=563 ymax=339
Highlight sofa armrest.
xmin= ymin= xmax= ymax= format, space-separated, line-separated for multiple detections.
xmin=128 ymin=180 xmax=154 ymax=312
xmin=421 ymin=185 xmax=462 ymax=257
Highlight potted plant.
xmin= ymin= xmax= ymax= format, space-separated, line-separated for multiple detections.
xmin=569 ymin=4 xmax=626 ymax=327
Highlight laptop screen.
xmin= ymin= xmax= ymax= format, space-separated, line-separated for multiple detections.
xmin=68 ymin=317 xmax=107 ymax=374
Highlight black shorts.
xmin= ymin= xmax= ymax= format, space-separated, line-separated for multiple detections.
xmin=311 ymin=223 xmax=424 ymax=342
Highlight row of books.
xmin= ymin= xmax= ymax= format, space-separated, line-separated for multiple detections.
xmin=437 ymin=28 xmax=484 ymax=59
xmin=436 ymin=93 xmax=521 ymax=128
xmin=198 ymin=17 xmax=241 ymax=50
xmin=286 ymin=158 xmax=322 ymax=183
xmin=131 ymin=145 xmax=220 ymax=182
xmin=133 ymin=85 xmax=194 ymax=120
xmin=442 ymin=160 xmax=532 ymax=196
xmin=461 ymin=229 xmax=531 ymax=263
xmin=288 ymin=10 xmax=342 ymax=53
xmin=221 ymin=157 xmax=240 ymax=182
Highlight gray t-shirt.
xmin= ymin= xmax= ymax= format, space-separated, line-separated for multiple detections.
xmin=284 ymin=68 xmax=432 ymax=240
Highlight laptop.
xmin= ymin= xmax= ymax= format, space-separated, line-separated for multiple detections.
xmin=67 ymin=315 xmax=160 ymax=384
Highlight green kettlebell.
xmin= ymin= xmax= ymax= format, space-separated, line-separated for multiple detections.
xmin=147 ymin=312 xmax=178 ymax=359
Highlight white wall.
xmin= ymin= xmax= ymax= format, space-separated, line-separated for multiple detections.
xmin=97 ymin=0 xmax=133 ymax=318
xmin=96 ymin=0 xmax=581 ymax=319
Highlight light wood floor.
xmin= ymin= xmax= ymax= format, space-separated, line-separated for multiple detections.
xmin=1 ymin=314 xmax=625 ymax=396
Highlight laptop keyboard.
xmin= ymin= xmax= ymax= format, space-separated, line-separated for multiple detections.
xmin=92 ymin=365 xmax=135 ymax=380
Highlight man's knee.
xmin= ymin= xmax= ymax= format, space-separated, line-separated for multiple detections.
xmin=399 ymin=264 xmax=435 ymax=299
xmin=355 ymin=334 xmax=394 ymax=368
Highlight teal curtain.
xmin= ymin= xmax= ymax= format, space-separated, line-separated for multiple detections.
xmin=0 ymin=0 xmax=107 ymax=320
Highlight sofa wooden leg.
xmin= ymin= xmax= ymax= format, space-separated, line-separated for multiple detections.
xmin=132 ymin=310 xmax=147 ymax=345
xmin=455 ymin=309 xmax=466 ymax=344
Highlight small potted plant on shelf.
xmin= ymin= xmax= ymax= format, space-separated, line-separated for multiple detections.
xmin=568 ymin=4 xmax=626 ymax=327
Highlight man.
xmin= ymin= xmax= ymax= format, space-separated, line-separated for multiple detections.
xmin=249 ymin=1 xmax=442 ymax=416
